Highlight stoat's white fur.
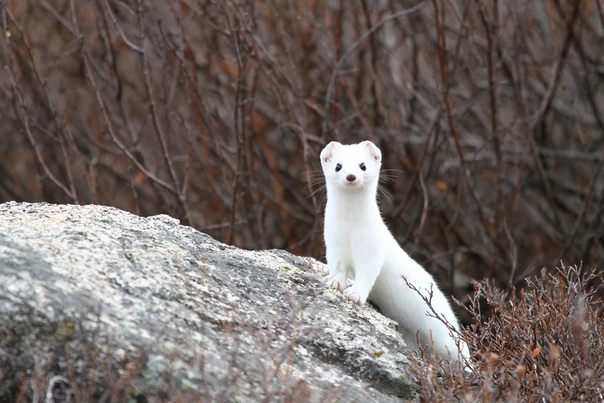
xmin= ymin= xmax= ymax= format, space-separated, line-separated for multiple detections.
xmin=320 ymin=140 xmax=469 ymax=362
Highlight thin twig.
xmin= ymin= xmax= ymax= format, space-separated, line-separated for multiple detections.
xmin=3 ymin=7 xmax=78 ymax=202
xmin=69 ymin=0 xmax=176 ymax=194
xmin=321 ymin=0 xmax=429 ymax=137
xmin=102 ymin=0 xmax=144 ymax=53
xmin=223 ymin=2 xmax=247 ymax=245
xmin=137 ymin=0 xmax=192 ymax=223
xmin=432 ymin=0 xmax=490 ymax=230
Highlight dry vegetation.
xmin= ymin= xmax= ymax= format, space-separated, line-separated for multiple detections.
xmin=1 ymin=0 xmax=604 ymax=400
xmin=412 ymin=263 xmax=604 ymax=401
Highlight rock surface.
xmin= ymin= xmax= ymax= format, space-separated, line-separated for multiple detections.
xmin=0 ymin=202 xmax=414 ymax=402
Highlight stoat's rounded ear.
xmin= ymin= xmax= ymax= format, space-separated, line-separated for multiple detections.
xmin=320 ymin=141 xmax=341 ymax=163
xmin=361 ymin=140 xmax=382 ymax=162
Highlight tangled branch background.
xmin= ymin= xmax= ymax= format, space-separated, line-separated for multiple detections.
xmin=2 ymin=0 xmax=603 ymax=311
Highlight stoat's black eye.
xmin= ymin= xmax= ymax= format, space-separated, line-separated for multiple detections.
xmin=335 ymin=163 xmax=342 ymax=172
xmin=359 ymin=163 xmax=366 ymax=171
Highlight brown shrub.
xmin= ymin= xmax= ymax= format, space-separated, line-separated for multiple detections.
xmin=412 ymin=262 xmax=604 ymax=401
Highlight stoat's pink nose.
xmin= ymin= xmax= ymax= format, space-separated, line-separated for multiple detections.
xmin=346 ymin=174 xmax=356 ymax=182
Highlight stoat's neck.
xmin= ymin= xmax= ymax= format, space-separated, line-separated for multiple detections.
xmin=325 ymin=183 xmax=381 ymax=221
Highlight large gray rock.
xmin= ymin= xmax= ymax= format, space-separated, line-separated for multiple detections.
xmin=0 ymin=202 xmax=414 ymax=402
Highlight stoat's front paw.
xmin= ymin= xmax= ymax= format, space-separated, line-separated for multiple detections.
xmin=321 ymin=274 xmax=345 ymax=292
xmin=344 ymin=286 xmax=368 ymax=305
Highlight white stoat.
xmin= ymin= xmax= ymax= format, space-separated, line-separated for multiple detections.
xmin=320 ymin=140 xmax=469 ymax=362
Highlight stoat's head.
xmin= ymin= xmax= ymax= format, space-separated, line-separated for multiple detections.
xmin=320 ymin=141 xmax=382 ymax=192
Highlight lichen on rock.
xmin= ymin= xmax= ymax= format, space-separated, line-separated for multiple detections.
xmin=0 ymin=202 xmax=413 ymax=401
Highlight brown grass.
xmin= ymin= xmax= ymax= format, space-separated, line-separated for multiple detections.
xmin=412 ymin=262 xmax=604 ymax=401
